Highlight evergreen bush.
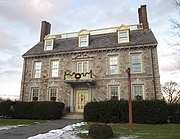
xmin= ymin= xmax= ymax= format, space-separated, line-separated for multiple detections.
xmin=132 ymin=100 xmax=168 ymax=124
xmin=0 ymin=101 xmax=65 ymax=120
xmin=167 ymin=103 xmax=180 ymax=123
xmin=88 ymin=123 xmax=113 ymax=139
xmin=84 ymin=99 xmax=180 ymax=124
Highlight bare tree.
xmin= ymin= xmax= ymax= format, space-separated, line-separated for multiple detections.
xmin=162 ymin=81 xmax=180 ymax=103
xmin=170 ymin=0 xmax=180 ymax=70
xmin=171 ymin=0 xmax=180 ymax=47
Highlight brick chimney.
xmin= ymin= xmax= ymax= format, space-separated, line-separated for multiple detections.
xmin=40 ymin=21 xmax=51 ymax=42
xmin=138 ymin=5 xmax=149 ymax=29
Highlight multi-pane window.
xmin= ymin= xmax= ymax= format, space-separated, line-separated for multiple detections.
xmin=131 ymin=53 xmax=142 ymax=73
xmin=132 ymin=85 xmax=144 ymax=100
xmin=118 ymin=30 xmax=129 ymax=43
xmin=49 ymin=87 xmax=57 ymax=102
xmin=77 ymin=61 xmax=89 ymax=73
xmin=45 ymin=40 xmax=53 ymax=50
xmin=31 ymin=88 xmax=39 ymax=101
xmin=51 ymin=60 xmax=59 ymax=77
xmin=34 ymin=62 xmax=42 ymax=78
xmin=109 ymin=56 xmax=118 ymax=74
xmin=109 ymin=86 xmax=119 ymax=100
xmin=79 ymin=36 xmax=88 ymax=47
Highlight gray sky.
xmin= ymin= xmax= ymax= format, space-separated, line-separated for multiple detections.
xmin=0 ymin=0 xmax=179 ymax=99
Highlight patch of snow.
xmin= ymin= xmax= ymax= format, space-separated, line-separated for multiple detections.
xmin=0 ymin=125 xmax=25 ymax=131
xmin=119 ymin=135 xmax=138 ymax=139
xmin=27 ymin=122 xmax=87 ymax=139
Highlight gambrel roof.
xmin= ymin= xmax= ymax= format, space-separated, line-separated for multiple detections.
xmin=23 ymin=29 xmax=157 ymax=57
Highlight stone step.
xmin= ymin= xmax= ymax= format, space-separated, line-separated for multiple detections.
xmin=63 ymin=113 xmax=83 ymax=120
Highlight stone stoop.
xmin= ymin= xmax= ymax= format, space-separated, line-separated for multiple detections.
xmin=62 ymin=113 xmax=83 ymax=120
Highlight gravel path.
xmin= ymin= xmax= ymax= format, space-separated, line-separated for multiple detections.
xmin=0 ymin=119 xmax=82 ymax=139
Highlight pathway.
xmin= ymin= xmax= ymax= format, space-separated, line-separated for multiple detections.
xmin=0 ymin=119 xmax=82 ymax=139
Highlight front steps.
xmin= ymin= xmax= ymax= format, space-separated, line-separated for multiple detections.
xmin=63 ymin=113 xmax=83 ymax=120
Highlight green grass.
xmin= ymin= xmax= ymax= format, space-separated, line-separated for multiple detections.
xmin=77 ymin=123 xmax=180 ymax=139
xmin=0 ymin=118 xmax=47 ymax=126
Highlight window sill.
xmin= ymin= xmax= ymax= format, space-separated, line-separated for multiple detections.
xmin=31 ymin=77 xmax=42 ymax=79
xmin=78 ymin=46 xmax=89 ymax=48
xmin=108 ymin=73 xmax=120 ymax=75
xmin=131 ymin=72 xmax=144 ymax=75
xmin=118 ymin=41 xmax=129 ymax=43
xmin=49 ymin=77 xmax=60 ymax=78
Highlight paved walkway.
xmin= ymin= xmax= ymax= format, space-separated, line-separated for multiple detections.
xmin=0 ymin=119 xmax=82 ymax=139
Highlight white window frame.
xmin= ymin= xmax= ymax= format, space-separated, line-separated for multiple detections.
xmin=109 ymin=85 xmax=120 ymax=100
xmin=109 ymin=55 xmax=119 ymax=74
xmin=131 ymin=53 xmax=142 ymax=73
xmin=31 ymin=87 xmax=39 ymax=101
xmin=79 ymin=35 xmax=89 ymax=47
xmin=44 ymin=39 xmax=53 ymax=50
xmin=132 ymin=84 xmax=144 ymax=100
xmin=49 ymin=87 xmax=57 ymax=102
xmin=77 ymin=61 xmax=89 ymax=73
xmin=50 ymin=60 xmax=59 ymax=77
xmin=33 ymin=61 xmax=42 ymax=78
xmin=118 ymin=30 xmax=129 ymax=43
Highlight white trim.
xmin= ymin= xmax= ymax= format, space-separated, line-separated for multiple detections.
xmin=79 ymin=35 xmax=89 ymax=47
xmin=50 ymin=59 xmax=59 ymax=77
xmin=130 ymin=52 xmax=143 ymax=73
xmin=56 ymin=24 xmax=142 ymax=39
xmin=49 ymin=87 xmax=58 ymax=102
xmin=132 ymin=84 xmax=144 ymax=100
xmin=31 ymin=87 xmax=39 ymax=101
xmin=108 ymin=55 xmax=119 ymax=75
xmin=76 ymin=61 xmax=89 ymax=73
xmin=107 ymin=83 xmax=121 ymax=100
xmin=44 ymin=39 xmax=54 ymax=50
xmin=33 ymin=61 xmax=42 ymax=78
xmin=118 ymin=30 xmax=130 ymax=43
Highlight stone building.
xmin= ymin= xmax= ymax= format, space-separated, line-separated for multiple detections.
xmin=20 ymin=5 xmax=161 ymax=113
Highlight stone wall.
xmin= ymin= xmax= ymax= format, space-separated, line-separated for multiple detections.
xmin=20 ymin=46 xmax=161 ymax=104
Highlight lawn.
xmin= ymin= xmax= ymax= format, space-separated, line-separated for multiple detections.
xmin=77 ymin=123 xmax=180 ymax=139
xmin=0 ymin=118 xmax=47 ymax=126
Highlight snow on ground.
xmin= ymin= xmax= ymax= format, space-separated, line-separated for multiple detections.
xmin=27 ymin=122 xmax=138 ymax=139
xmin=0 ymin=125 xmax=25 ymax=131
xmin=0 ymin=122 xmax=137 ymax=139
xmin=27 ymin=122 xmax=87 ymax=139
xmin=119 ymin=136 xmax=138 ymax=139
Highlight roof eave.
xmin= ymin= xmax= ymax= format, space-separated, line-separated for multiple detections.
xmin=22 ymin=43 xmax=157 ymax=58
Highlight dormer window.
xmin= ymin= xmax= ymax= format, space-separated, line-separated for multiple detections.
xmin=45 ymin=39 xmax=53 ymax=50
xmin=118 ymin=30 xmax=129 ymax=43
xmin=79 ymin=35 xmax=88 ymax=47
xmin=117 ymin=25 xmax=130 ymax=43
xmin=44 ymin=35 xmax=55 ymax=51
xmin=78 ymin=29 xmax=90 ymax=47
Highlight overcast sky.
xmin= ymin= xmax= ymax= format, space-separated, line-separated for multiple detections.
xmin=0 ymin=0 xmax=180 ymax=99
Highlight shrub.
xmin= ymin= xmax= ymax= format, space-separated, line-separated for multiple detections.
xmin=84 ymin=101 xmax=101 ymax=122
xmin=89 ymin=123 xmax=113 ymax=139
xmin=84 ymin=100 xmax=128 ymax=123
xmin=132 ymin=100 xmax=168 ymax=124
xmin=84 ymin=100 xmax=180 ymax=124
xmin=167 ymin=103 xmax=180 ymax=123
xmin=0 ymin=101 xmax=65 ymax=120
xmin=0 ymin=100 xmax=14 ymax=118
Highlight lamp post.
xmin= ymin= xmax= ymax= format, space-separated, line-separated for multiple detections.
xmin=126 ymin=67 xmax=133 ymax=131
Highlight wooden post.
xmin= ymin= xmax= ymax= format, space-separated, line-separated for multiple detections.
xmin=126 ymin=68 xmax=133 ymax=131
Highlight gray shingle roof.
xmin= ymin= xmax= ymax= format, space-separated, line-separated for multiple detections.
xmin=23 ymin=29 xmax=157 ymax=57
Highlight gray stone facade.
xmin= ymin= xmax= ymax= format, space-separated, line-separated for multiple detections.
xmin=20 ymin=44 xmax=161 ymax=112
